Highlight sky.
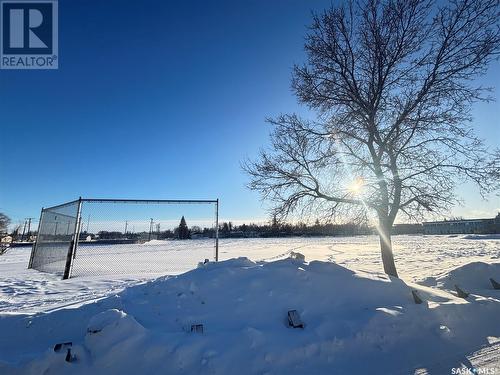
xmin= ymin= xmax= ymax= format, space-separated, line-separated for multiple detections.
xmin=0 ymin=0 xmax=499 ymax=229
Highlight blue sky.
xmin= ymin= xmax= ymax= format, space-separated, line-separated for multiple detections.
xmin=0 ymin=0 xmax=499 ymax=227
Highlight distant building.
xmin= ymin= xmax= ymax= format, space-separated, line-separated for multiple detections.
xmin=392 ymin=223 xmax=423 ymax=235
xmin=1 ymin=235 xmax=12 ymax=243
xmin=423 ymin=213 xmax=500 ymax=235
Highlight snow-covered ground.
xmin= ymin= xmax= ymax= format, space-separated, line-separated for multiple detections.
xmin=2 ymin=235 xmax=499 ymax=314
xmin=1 ymin=235 xmax=499 ymax=374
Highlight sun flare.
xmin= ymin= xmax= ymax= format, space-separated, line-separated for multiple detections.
xmin=347 ymin=177 xmax=365 ymax=195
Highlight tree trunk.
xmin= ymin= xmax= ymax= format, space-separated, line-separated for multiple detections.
xmin=378 ymin=219 xmax=399 ymax=278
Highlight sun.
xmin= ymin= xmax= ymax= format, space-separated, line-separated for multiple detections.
xmin=347 ymin=177 xmax=365 ymax=195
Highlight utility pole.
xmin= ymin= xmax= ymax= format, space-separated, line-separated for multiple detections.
xmin=124 ymin=220 xmax=128 ymax=236
xmin=28 ymin=217 xmax=34 ymax=238
xmin=148 ymin=218 xmax=153 ymax=241
xmin=21 ymin=219 xmax=27 ymax=242
xmin=26 ymin=218 xmax=33 ymax=241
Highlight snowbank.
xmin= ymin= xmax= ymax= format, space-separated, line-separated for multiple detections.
xmin=139 ymin=239 xmax=172 ymax=246
xmin=1 ymin=255 xmax=499 ymax=374
xmin=420 ymin=262 xmax=500 ymax=296
xmin=463 ymin=234 xmax=500 ymax=240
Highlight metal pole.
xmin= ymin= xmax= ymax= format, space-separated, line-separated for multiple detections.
xmin=215 ymin=199 xmax=219 ymax=262
xmin=28 ymin=208 xmax=44 ymax=269
xmin=26 ymin=218 xmax=32 ymax=240
xmin=82 ymin=198 xmax=217 ymax=204
xmin=63 ymin=198 xmax=82 ymax=280
xmin=72 ymin=199 xmax=83 ymax=261
xmin=21 ymin=219 xmax=27 ymax=242
xmin=148 ymin=218 xmax=153 ymax=241
xmin=72 ymin=208 xmax=82 ymax=261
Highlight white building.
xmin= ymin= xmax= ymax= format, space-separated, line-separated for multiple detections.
xmin=423 ymin=213 xmax=500 ymax=235
xmin=0 ymin=235 xmax=12 ymax=243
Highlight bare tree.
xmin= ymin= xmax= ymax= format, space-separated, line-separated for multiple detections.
xmin=0 ymin=213 xmax=10 ymax=234
xmin=244 ymin=0 xmax=500 ymax=277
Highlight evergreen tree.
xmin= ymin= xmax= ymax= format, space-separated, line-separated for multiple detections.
xmin=177 ymin=216 xmax=190 ymax=240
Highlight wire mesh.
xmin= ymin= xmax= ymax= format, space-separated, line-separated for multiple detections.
xmin=29 ymin=201 xmax=79 ymax=275
xmin=30 ymin=199 xmax=219 ymax=278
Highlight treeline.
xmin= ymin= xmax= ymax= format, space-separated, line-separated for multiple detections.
xmin=80 ymin=216 xmax=215 ymax=241
xmin=217 ymin=219 xmax=374 ymax=238
xmin=79 ymin=221 xmax=374 ymax=241
xmin=78 ymin=219 xmax=423 ymax=242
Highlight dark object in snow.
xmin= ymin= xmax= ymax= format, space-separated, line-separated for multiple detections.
xmin=490 ymin=278 xmax=500 ymax=290
xmin=53 ymin=342 xmax=72 ymax=352
xmin=455 ymin=285 xmax=469 ymax=299
xmin=87 ymin=328 xmax=101 ymax=334
xmin=65 ymin=348 xmax=76 ymax=362
xmin=287 ymin=310 xmax=304 ymax=328
xmin=204 ymin=259 xmax=209 ymax=264
xmin=0 ymin=243 xmax=8 ymax=255
xmin=412 ymin=290 xmax=424 ymax=304
xmin=191 ymin=324 xmax=204 ymax=333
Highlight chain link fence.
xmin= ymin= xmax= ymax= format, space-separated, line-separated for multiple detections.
xmin=29 ymin=198 xmax=219 ymax=278
xmin=28 ymin=200 xmax=79 ymax=275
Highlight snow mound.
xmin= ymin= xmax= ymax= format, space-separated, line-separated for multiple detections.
xmin=1 ymin=258 xmax=500 ymax=374
xmin=86 ymin=309 xmax=139 ymax=334
xmin=463 ymin=234 xmax=500 ymax=240
xmin=85 ymin=309 xmax=146 ymax=368
xmin=421 ymin=262 xmax=500 ymax=293
xmin=140 ymin=239 xmax=171 ymax=246
xmin=196 ymin=256 xmax=256 ymax=271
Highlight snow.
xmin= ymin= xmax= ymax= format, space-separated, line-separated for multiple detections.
xmin=420 ymin=261 xmax=500 ymax=295
xmin=3 ymin=235 xmax=498 ymax=315
xmin=462 ymin=234 xmax=500 ymax=240
xmin=0 ymin=235 xmax=499 ymax=374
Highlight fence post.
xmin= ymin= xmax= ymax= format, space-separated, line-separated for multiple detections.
xmin=73 ymin=204 xmax=82 ymax=260
xmin=215 ymin=199 xmax=219 ymax=262
xmin=63 ymin=198 xmax=82 ymax=280
xmin=28 ymin=207 xmax=44 ymax=269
